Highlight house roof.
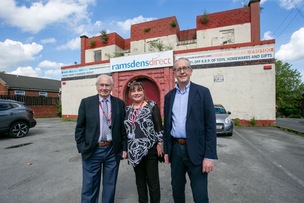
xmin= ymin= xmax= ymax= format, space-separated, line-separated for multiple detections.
xmin=0 ymin=74 xmax=61 ymax=92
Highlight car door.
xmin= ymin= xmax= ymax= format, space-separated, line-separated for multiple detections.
xmin=0 ymin=103 xmax=14 ymax=132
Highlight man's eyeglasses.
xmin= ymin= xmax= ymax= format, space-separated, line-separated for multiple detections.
xmin=173 ymin=66 xmax=191 ymax=73
xmin=97 ymin=83 xmax=111 ymax=88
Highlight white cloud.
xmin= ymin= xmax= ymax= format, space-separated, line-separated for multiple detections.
xmin=9 ymin=66 xmax=40 ymax=77
xmin=279 ymin=0 xmax=304 ymax=9
xmin=38 ymin=60 xmax=64 ymax=69
xmin=44 ymin=69 xmax=62 ymax=79
xmin=57 ymin=37 xmax=80 ymax=50
xmin=7 ymin=60 xmax=64 ymax=80
xmin=38 ymin=60 xmax=64 ymax=79
xmin=0 ymin=0 xmax=95 ymax=34
xmin=275 ymin=27 xmax=304 ymax=61
xmin=117 ymin=16 xmax=157 ymax=32
xmin=263 ymin=31 xmax=274 ymax=40
xmin=41 ymin=38 xmax=56 ymax=44
xmin=0 ymin=39 xmax=43 ymax=70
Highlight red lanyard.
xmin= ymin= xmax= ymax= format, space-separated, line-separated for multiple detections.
xmin=99 ymin=101 xmax=111 ymax=124
xmin=131 ymin=100 xmax=144 ymax=127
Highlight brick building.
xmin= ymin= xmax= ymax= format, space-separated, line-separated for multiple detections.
xmin=0 ymin=73 xmax=61 ymax=117
xmin=61 ymin=0 xmax=276 ymax=125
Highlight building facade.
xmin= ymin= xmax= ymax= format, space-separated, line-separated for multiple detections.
xmin=61 ymin=0 xmax=276 ymax=125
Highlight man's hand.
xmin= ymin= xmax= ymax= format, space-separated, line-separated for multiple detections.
xmin=202 ymin=159 xmax=214 ymax=173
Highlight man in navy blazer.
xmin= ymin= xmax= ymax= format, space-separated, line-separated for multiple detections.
xmin=164 ymin=58 xmax=217 ymax=203
xmin=75 ymin=74 xmax=127 ymax=203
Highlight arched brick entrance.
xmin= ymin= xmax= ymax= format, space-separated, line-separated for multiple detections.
xmin=124 ymin=77 xmax=160 ymax=106
xmin=111 ymin=67 xmax=175 ymax=118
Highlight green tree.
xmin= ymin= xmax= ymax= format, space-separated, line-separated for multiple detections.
xmin=276 ymin=59 xmax=304 ymax=117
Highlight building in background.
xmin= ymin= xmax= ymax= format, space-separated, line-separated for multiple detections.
xmin=61 ymin=0 xmax=275 ymax=125
xmin=0 ymin=73 xmax=61 ymax=117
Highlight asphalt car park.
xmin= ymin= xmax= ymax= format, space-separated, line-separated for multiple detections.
xmin=0 ymin=118 xmax=304 ymax=203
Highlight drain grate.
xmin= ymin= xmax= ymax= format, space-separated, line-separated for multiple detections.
xmin=5 ymin=142 xmax=32 ymax=149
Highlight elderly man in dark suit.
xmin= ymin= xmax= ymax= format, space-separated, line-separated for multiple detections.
xmin=164 ymin=58 xmax=217 ymax=203
xmin=75 ymin=74 xmax=127 ymax=203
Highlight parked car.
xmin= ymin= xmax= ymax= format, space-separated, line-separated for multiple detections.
xmin=0 ymin=99 xmax=37 ymax=138
xmin=214 ymin=104 xmax=233 ymax=136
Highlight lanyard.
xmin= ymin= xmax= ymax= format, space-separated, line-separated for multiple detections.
xmin=131 ymin=100 xmax=144 ymax=127
xmin=99 ymin=101 xmax=111 ymax=125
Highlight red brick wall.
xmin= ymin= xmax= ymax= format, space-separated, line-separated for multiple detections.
xmin=196 ymin=7 xmax=250 ymax=30
xmin=0 ymin=84 xmax=8 ymax=95
xmin=82 ymin=33 xmax=126 ymax=50
xmin=131 ymin=16 xmax=179 ymax=41
xmin=28 ymin=105 xmax=59 ymax=118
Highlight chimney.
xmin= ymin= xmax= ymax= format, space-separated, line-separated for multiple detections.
xmin=80 ymin=35 xmax=88 ymax=64
xmin=249 ymin=0 xmax=261 ymax=43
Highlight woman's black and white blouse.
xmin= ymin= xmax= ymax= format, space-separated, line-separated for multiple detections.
xmin=124 ymin=100 xmax=163 ymax=167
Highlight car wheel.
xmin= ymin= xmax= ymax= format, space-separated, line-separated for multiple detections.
xmin=9 ymin=121 xmax=29 ymax=138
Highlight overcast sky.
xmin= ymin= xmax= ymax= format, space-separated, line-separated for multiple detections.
xmin=0 ymin=0 xmax=303 ymax=81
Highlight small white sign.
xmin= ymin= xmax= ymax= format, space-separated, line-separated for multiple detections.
xmin=214 ymin=74 xmax=224 ymax=82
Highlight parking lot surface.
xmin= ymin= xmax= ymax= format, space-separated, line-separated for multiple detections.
xmin=0 ymin=118 xmax=304 ymax=203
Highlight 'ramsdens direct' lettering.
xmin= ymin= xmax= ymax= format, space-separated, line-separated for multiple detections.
xmin=111 ymin=57 xmax=171 ymax=71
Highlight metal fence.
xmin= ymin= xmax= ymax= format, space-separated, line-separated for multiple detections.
xmin=0 ymin=95 xmax=59 ymax=106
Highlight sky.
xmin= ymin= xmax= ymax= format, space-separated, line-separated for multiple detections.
xmin=0 ymin=0 xmax=303 ymax=81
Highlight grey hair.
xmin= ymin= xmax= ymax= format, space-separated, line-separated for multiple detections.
xmin=95 ymin=74 xmax=113 ymax=86
xmin=174 ymin=57 xmax=191 ymax=68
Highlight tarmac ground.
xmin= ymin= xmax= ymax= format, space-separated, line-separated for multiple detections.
xmin=0 ymin=118 xmax=304 ymax=203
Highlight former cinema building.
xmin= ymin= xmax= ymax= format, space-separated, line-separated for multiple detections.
xmin=61 ymin=0 xmax=275 ymax=125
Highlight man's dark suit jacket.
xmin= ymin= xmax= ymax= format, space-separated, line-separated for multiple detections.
xmin=75 ymin=94 xmax=127 ymax=161
xmin=164 ymin=82 xmax=218 ymax=165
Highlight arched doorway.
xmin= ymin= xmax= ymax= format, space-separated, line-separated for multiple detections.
xmin=124 ymin=77 xmax=160 ymax=107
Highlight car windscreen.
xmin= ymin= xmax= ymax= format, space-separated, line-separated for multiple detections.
xmin=214 ymin=107 xmax=227 ymax=114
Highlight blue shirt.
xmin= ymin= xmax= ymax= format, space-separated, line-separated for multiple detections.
xmin=170 ymin=83 xmax=190 ymax=138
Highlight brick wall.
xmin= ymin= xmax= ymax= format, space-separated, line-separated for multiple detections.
xmin=131 ymin=16 xmax=179 ymax=41
xmin=29 ymin=105 xmax=59 ymax=118
xmin=196 ymin=7 xmax=250 ymax=30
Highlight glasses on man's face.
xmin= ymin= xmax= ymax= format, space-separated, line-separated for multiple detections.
xmin=97 ymin=83 xmax=111 ymax=88
xmin=173 ymin=66 xmax=191 ymax=73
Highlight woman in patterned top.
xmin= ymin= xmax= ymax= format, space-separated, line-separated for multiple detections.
xmin=124 ymin=81 xmax=164 ymax=203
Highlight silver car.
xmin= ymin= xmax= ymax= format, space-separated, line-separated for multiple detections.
xmin=0 ymin=99 xmax=37 ymax=138
xmin=214 ymin=104 xmax=233 ymax=136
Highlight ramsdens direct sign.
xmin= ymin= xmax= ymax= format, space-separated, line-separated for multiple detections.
xmin=111 ymin=50 xmax=173 ymax=72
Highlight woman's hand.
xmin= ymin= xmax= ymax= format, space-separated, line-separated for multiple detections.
xmin=122 ymin=151 xmax=127 ymax=159
xmin=156 ymin=142 xmax=164 ymax=157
